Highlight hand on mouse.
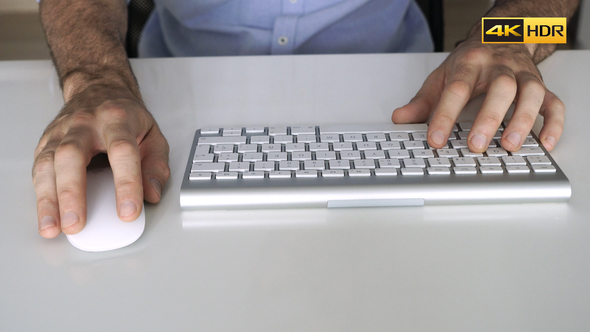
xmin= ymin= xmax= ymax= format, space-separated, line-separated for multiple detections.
xmin=33 ymin=84 xmax=170 ymax=239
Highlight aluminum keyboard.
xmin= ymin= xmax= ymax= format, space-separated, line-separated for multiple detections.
xmin=180 ymin=123 xmax=571 ymax=209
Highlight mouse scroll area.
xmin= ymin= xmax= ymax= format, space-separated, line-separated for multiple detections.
xmin=66 ymin=168 xmax=145 ymax=252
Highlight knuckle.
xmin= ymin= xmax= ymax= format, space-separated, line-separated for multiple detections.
xmin=446 ymin=80 xmax=472 ymax=100
xmin=109 ymin=138 xmax=138 ymax=156
xmin=54 ymin=140 xmax=85 ymax=160
xmin=461 ymin=47 xmax=490 ymax=64
xmin=57 ymin=187 xmax=79 ymax=204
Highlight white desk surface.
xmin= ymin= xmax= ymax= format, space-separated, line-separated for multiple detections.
xmin=1 ymin=51 xmax=589 ymax=331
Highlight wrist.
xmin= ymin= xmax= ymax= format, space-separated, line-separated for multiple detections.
xmin=62 ymin=65 xmax=141 ymax=103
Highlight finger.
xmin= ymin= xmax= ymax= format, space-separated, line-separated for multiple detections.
xmin=103 ymin=120 xmax=144 ymax=222
xmin=501 ymin=72 xmax=545 ymax=152
xmin=138 ymin=125 xmax=170 ymax=204
xmin=33 ymin=138 xmax=62 ymax=239
xmin=54 ymin=126 xmax=95 ymax=235
xmin=392 ymin=68 xmax=445 ymax=124
xmin=468 ymin=66 xmax=518 ymax=152
xmin=428 ymin=63 xmax=480 ymax=148
xmin=537 ymin=90 xmax=565 ymax=151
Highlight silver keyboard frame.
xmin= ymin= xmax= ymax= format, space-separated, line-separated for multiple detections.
xmin=180 ymin=124 xmax=571 ymax=209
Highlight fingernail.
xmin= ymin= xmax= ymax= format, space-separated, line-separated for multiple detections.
xmin=506 ymin=132 xmax=522 ymax=147
xmin=431 ymin=131 xmax=446 ymax=147
xmin=470 ymin=134 xmax=487 ymax=151
xmin=149 ymin=178 xmax=162 ymax=198
xmin=544 ymin=136 xmax=556 ymax=149
xmin=61 ymin=211 xmax=79 ymax=229
xmin=120 ymin=200 xmax=137 ymax=218
xmin=40 ymin=216 xmax=57 ymax=231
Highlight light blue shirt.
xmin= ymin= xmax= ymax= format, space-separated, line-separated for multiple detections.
xmin=138 ymin=0 xmax=433 ymax=57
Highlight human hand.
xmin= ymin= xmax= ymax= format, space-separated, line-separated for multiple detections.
xmin=391 ymin=37 xmax=565 ymax=153
xmin=33 ymin=85 xmax=170 ymax=239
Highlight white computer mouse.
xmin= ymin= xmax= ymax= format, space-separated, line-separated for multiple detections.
xmin=66 ymin=167 xmax=145 ymax=252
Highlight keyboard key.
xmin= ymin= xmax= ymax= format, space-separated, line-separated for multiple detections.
xmin=412 ymin=149 xmax=435 ymax=158
xmin=480 ymin=166 xmax=504 ymax=174
xmin=285 ymin=143 xmax=306 ymax=152
xmin=527 ymin=156 xmax=551 ymax=165
xmin=198 ymin=136 xmax=246 ymax=145
xmin=348 ymin=169 xmax=371 ymax=177
xmin=521 ymin=138 xmax=539 ymax=147
xmin=511 ymin=147 xmax=545 ymax=156
xmin=403 ymin=141 xmax=425 ymax=149
xmin=291 ymin=126 xmax=316 ymax=135
xmin=268 ymin=126 xmax=287 ymax=135
xmin=228 ymin=162 xmax=251 ymax=172
xmin=453 ymin=167 xmax=477 ymax=175
xmin=364 ymin=150 xmax=386 ymax=159
xmin=291 ymin=151 xmax=312 ymax=161
xmin=477 ymin=157 xmax=501 ymax=166
xmin=374 ymin=168 xmax=398 ymax=176
xmin=437 ymin=149 xmax=459 ymax=158
xmin=237 ymin=144 xmax=258 ymax=153
xmin=304 ymin=160 xmax=326 ymax=170
xmin=387 ymin=150 xmax=411 ymax=159
xmin=191 ymin=163 xmax=225 ymax=173
xmin=502 ymin=156 xmax=527 ymax=166
xmin=189 ymin=172 xmax=212 ymax=180
xmin=250 ymin=135 xmax=270 ymax=144
xmin=213 ymin=144 xmax=235 ymax=153
xmin=343 ymin=133 xmax=363 ymax=142
xmin=427 ymin=167 xmax=451 ymax=175
xmin=279 ymin=161 xmax=300 ymax=171
xmin=199 ymin=128 xmax=220 ymax=135
xmin=217 ymin=153 xmax=239 ymax=162
xmin=215 ymin=172 xmax=239 ymax=179
xmin=366 ymin=133 xmax=386 ymax=142
xmin=403 ymin=158 xmax=426 ymax=168
xmin=506 ymin=165 xmax=530 ymax=173
xmin=254 ymin=161 xmax=275 ymax=171
xmin=332 ymin=142 xmax=353 ymax=151
xmin=401 ymin=167 xmax=424 ymax=176
xmin=450 ymin=140 xmax=468 ymax=149
xmin=340 ymin=151 xmax=362 ymax=160
xmin=194 ymin=145 xmax=211 ymax=154
xmin=222 ymin=127 xmax=242 ymax=136
xmin=452 ymin=157 xmax=476 ymax=167
xmin=353 ymin=159 xmax=376 ymax=169
xmin=242 ymin=171 xmax=265 ymax=179
xmin=322 ymin=170 xmax=344 ymax=177
xmin=377 ymin=159 xmax=401 ymax=168
xmin=297 ymin=134 xmax=317 ymax=143
xmin=309 ymin=143 xmax=330 ymax=151
xmin=266 ymin=152 xmax=288 ymax=161
xmin=320 ymin=134 xmax=340 ymax=142
xmin=296 ymin=170 xmax=319 ymax=178
xmin=273 ymin=135 xmax=293 ymax=144
xmin=245 ymin=126 xmax=265 ymax=134
xmin=193 ymin=153 xmax=215 ymax=162
xmin=315 ymin=151 xmax=337 ymax=160
xmin=532 ymin=165 xmax=557 ymax=173
xmin=460 ymin=149 xmax=483 ymax=157
xmin=356 ymin=142 xmax=377 ymax=150
xmin=389 ymin=133 xmax=410 ymax=141
xmin=261 ymin=144 xmax=281 ymax=152
xmin=486 ymin=147 xmax=508 ymax=157
xmin=428 ymin=158 xmax=451 ymax=167
xmin=242 ymin=152 xmax=263 ymax=162
xmin=269 ymin=171 xmax=292 ymax=179
xmin=329 ymin=160 xmax=351 ymax=170
xmin=380 ymin=141 xmax=401 ymax=150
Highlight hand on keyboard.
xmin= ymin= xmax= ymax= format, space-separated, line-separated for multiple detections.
xmin=391 ymin=36 xmax=565 ymax=154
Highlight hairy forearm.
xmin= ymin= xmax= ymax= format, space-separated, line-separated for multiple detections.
xmin=40 ymin=0 xmax=140 ymax=102
xmin=466 ymin=0 xmax=580 ymax=63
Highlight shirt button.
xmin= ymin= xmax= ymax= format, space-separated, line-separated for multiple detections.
xmin=278 ymin=36 xmax=289 ymax=45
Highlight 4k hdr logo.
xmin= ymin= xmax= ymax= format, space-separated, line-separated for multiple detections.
xmin=482 ymin=17 xmax=567 ymax=44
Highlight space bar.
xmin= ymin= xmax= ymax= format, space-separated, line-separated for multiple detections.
xmin=320 ymin=123 xmax=428 ymax=133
